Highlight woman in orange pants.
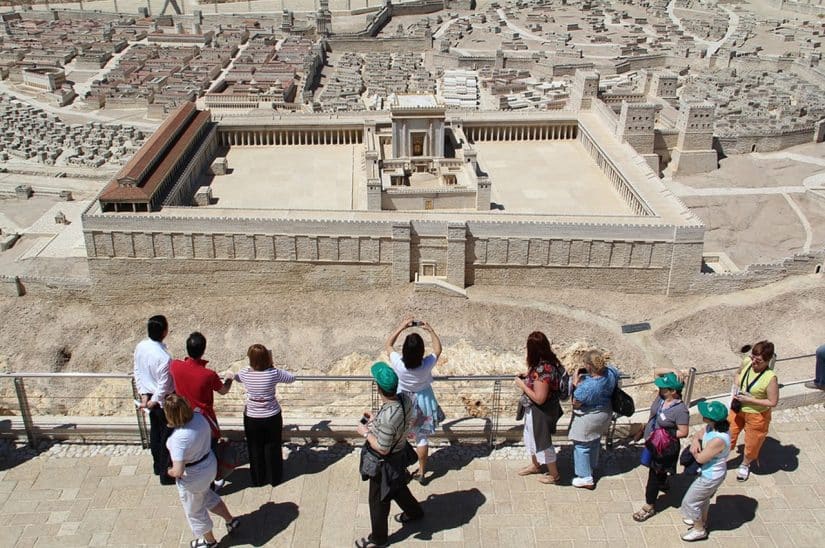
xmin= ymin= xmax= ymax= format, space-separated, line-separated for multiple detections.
xmin=729 ymin=340 xmax=779 ymax=481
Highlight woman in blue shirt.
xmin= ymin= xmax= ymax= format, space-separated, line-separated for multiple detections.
xmin=568 ymin=350 xmax=618 ymax=489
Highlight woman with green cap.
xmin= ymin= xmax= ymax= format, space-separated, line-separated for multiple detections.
xmin=679 ymin=400 xmax=731 ymax=542
xmin=355 ymin=362 xmax=422 ymax=548
xmin=633 ymin=369 xmax=690 ymax=522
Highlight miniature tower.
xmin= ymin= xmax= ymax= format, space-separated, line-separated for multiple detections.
xmin=568 ymin=70 xmax=599 ymax=111
xmin=670 ymin=102 xmax=718 ymax=175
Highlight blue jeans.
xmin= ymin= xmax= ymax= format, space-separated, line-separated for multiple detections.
xmin=816 ymin=344 xmax=825 ymax=385
xmin=573 ymin=438 xmax=601 ymax=480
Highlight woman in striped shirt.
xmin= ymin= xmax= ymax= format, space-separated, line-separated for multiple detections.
xmin=228 ymin=344 xmax=295 ymax=487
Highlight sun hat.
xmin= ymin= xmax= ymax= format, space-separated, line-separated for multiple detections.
xmin=654 ymin=372 xmax=684 ymax=391
xmin=698 ymin=400 xmax=728 ymax=422
xmin=370 ymin=361 xmax=398 ymax=393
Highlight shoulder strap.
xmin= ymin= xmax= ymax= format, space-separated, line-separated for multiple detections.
xmin=745 ymin=368 xmax=768 ymax=393
xmin=387 ymin=398 xmax=407 ymax=454
xmin=738 ymin=365 xmax=753 ymax=392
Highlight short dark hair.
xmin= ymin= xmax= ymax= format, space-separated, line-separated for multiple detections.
xmin=751 ymin=340 xmax=775 ymax=362
xmin=377 ymin=385 xmax=397 ymax=399
xmin=712 ymin=419 xmax=730 ymax=433
xmin=147 ymin=315 xmax=168 ymax=342
xmin=402 ymin=333 xmax=425 ymax=369
xmin=186 ymin=332 xmax=207 ymax=359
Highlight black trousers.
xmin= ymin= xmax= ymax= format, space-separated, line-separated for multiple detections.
xmin=368 ymin=473 xmax=423 ymax=545
xmin=645 ymin=465 xmax=670 ymax=505
xmin=243 ymin=412 xmax=284 ymax=487
xmin=148 ymin=404 xmax=174 ymax=485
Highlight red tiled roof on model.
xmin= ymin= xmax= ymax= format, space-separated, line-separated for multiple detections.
xmin=99 ymin=102 xmax=205 ymax=204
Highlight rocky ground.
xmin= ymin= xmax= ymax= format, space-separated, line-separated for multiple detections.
xmin=0 ymin=274 xmax=822 ymax=419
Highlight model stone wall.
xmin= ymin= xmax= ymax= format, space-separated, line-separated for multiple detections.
xmin=717 ymin=128 xmax=816 ymax=154
xmin=87 ymin=259 xmax=395 ymax=300
xmin=327 ymin=36 xmax=432 ymax=53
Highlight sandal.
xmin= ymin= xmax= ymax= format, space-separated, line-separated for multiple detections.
xmin=517 ymin=465 xmax=542 ymax=476
xmin=632 ymin=506 xmax=656 ymax=522
xmin=226 ymin=517 xmax=240 ymax=534
xmin=393 ymin=511 xmax=423 ymax=524
xmin=354 ymin=537 xmax=388 ymax=548
xmin=190 ymin=539 xmax=217 ymax=548
xmin=537 ymin=474 xmax=561 ymax=485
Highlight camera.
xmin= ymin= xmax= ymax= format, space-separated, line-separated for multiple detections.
xmin=359 ymin=414 xmax=369 ymax=425
xmin=410 ymin=320 xmax=424 ymax=327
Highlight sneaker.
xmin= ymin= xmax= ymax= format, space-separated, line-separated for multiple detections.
xmin=572 ymin=477 xmax=595 ymax=489
xmin=683 ymin=518 xmax=695 ymax=527
xmin=805 ymin=381 xmax=825 ymax=390
xmin=211 ymin=479 xmax=226 ymax=493
xmin=681 ymin=529 xmax=708 ymax=542
xmin=736 ymin=464 xmax=750 ymax=482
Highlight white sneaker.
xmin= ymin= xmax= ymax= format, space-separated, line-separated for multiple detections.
xmin=736 ymin=464 xmax=750 ymax=482
xmin=683 ymin=518 xmax=694 ymax=527
xmin=572 ymin=477 xmax=595 ymax=489
xmin=681 ymin=529 xmax=708 ymax=542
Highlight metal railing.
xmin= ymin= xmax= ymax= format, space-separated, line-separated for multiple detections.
xmin=0 ymin=353 xmax=816 ymax=450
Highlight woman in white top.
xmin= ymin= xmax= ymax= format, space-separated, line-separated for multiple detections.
xmin=164 ymin=394 xmax=240 ymax=548
xmin=679 ymin=400 xmax=731 ymax=542
xmin=384 ymin=316 xmax=443 ymax=484
xmin=226 ymin=344 xmax=295 ymax=487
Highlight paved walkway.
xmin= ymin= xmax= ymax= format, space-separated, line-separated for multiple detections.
xmin=1 ymin=404 xmax=824 ymax=547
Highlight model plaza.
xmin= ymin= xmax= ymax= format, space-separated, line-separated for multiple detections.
xmin=208 ymin=94 xmax=630 ymax=216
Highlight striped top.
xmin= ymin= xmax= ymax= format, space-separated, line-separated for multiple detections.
xmin=236 ymin=367 xmax=296 ymax=418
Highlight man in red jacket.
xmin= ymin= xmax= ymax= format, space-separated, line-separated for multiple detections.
xmin=170 ymin=332 xmax=233 ymax=457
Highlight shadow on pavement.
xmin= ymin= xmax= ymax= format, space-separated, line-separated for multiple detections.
xmin=387 ymin=488 xmax=486 ymax=543
xmin=424 ymin=442 xmax=492 ymax=484
xmin=709 ymin=495 xmax=758 ymax=531
xmin=220 ymin=501 xmax=299 ymax=547
xmin=726 ymin=436 xmax=799 ymax=475
xmin=0 ymin=421 xmax=55 ymax=471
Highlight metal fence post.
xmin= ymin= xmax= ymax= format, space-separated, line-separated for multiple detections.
xmin=14 ymin=376 xmax=36 ymax=448
xmin=683 ymin=367 xmax=698 ymax=406
xmin=131 ymin=378 xmax=150 ymax=449
xmin=490 ymin=379 xmax=501 ymax=448
xmin=370 ymin=380 xmax=378 ymax=413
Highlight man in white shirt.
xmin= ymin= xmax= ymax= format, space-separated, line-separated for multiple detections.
xmin=134 ymin=315 xmax=175 ymax=485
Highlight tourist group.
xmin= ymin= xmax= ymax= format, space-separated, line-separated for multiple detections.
xmin=135 ymin=314 xmax=814 ymax=547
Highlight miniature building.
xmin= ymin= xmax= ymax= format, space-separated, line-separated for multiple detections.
xmin=83 ymin=103 xmax=706 ymax=295
xmin=22 ymin=66 xmax=65 ymax=92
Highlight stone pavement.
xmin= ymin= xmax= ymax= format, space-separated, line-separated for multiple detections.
xmin=1 ymin=404 xmax=824 ymax=548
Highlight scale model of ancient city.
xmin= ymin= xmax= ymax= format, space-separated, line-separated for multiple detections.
xmin=1 ymin=0 xmax=824 ymax=298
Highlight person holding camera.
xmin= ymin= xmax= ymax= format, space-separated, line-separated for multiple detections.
xmin=384 ymin=316 xmax=443 ymax=485
xmin=226 ymin=344 xmax=295 ymax=487
xmin=568 ymin=350 xmax=619 ymax=489
xmin=355 ymin=362 xmax=423 ymax=548
xmin=514 ymin=331 xmax=565 ymax=485
xmin=633 ymin=369 xmax=689 ymax=522
xmin=729 ymin=340 xmax=779 ymax=482
xmin=679 ymin=401 xmax=731 ymax=542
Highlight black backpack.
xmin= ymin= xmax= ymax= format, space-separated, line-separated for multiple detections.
xmin=611 ymin=384 xmax=635 ymax=417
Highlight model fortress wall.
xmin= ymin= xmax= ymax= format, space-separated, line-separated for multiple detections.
xmin=82 ymin=82 xmax=707 ymax=296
